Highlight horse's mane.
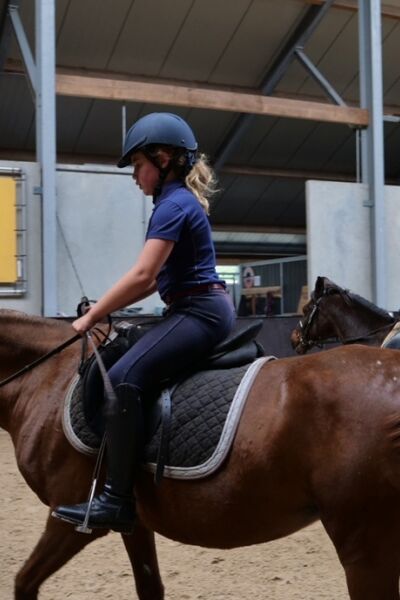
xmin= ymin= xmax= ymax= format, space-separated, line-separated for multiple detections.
xmin=345 ymin=291 xmax=393 ymax=320
xmin=0 ymin=308 xmax=69 ymax=330
xmin=0 ymin=308 xmax=47 ymax=322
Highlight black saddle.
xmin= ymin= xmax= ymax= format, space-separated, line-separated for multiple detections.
xmin=81 ymin=319 xmax=265 ymax=437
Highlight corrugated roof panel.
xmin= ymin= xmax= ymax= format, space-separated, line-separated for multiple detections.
xmin=159 ymin=0 xmax=253 ymax=82
xmin=184 ymin=109 xmax=238 ymax=156
xmin=56 ymin=0 xmax=133 ymax=70
xmin=241 ymin=179 xmax=305 ymax=226
xmin=382 ymin=20 xmax=400 ymax=105
xmin=321 ymin=129 xmax=359 ymax=173
xmin=212 ymin=173 xmax=273 ymax=224
xmin=244 ymin=118 xmax=318 ymax=169
xmin=107 ymin=0 xmax=192 ymax=77
xmin=285 ymin=122 xmax=356 ymax=173
xmin=384 ymin=124 xmax=400 ymax=176
xmin=209 ymin=0 xmax=306 ymax=87
xmin=216 ymin=115 xmax=278 ymax=166
xmin=57 ymin=96 xmax=97 ymax=154
xmin=276 ymin=192 xmax=306 ymax=228
xmin=72 ymin=100 xmax=125 ymax=156
xmin=0 ymin=74 xmax=34 ymax=149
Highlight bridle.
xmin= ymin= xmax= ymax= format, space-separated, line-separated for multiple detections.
xmin=296 ymin=288 xmax=397 ymax=352
xmin=296 ymin=294 xmax=327 ymax=352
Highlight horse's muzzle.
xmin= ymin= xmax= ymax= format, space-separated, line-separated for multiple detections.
xmin=290 ymin=329 xmax=306 ymax=354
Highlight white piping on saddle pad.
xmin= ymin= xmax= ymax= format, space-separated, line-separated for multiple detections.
xmin=63 ymin=374 xmax=99 ymax=456
xmin=145 ymin=355 xmax=275 ymax=480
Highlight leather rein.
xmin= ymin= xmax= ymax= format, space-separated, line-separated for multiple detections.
xmin=0 ymin=333 xmax=81 ymax=389
xmin=0 ymin=299 xmax=112 ymax=390
xmin=296 ymin=289 xmax=396 ymax=352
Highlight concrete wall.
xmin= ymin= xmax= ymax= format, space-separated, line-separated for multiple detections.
xmin=306 ymin=180 xmax=400 ymax=311
xmin=0 ymin=161 xmax=164 ymax=316
xmin=56 ymin=165 xmax=162 ymax=316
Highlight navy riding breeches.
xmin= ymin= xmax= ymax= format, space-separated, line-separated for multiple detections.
xmin=108 ymin=291 xmax=235 ymax=394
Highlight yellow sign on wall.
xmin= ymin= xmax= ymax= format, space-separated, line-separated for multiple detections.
xmin=0 ymin=178 xmax=17 ymax=283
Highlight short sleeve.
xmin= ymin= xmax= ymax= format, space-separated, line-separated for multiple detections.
xmin=146 ymin=201 xmax=186 ymax=242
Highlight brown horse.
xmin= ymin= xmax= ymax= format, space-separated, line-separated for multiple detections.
xmin=291 ymin=276 xmax=398 ymax=354
xmin=3 ymin=308 xmax=400 ymax=599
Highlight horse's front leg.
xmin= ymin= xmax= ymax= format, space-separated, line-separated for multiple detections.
xmin=344 ymin=560 xmax=400 ymax=600
xmin=121 ymin=518 xmax=164 ymax=600
xmin=14 ymin=510 xmax=107 ymax=600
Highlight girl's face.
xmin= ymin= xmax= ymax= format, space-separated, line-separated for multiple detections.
xmin=131 ymin=150 xmax=171 ymax=196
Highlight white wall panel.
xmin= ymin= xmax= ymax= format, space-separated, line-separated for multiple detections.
xmin=56 ymin=165 xmax=162 ymax=316
xmin=306 ymin=180 xmax=400 ymax=311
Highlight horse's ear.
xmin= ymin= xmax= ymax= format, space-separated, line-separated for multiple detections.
xmin=315 ymin=276 xmax=326 ymax=296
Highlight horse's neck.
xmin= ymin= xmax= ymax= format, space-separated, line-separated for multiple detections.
xmin=329 ymin=301 xmax=390 ymax=341
xmin=0 ymin=312 xmax=72 ymax=431
xmin=0 ymin=314 xmax=67 ymax=365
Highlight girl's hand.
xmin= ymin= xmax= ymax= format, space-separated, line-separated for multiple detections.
xmin=72 ymin=310 xmax=96 ymax=335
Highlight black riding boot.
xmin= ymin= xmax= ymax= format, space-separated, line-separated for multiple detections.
xmin=52 ymin=383 xmax=143 ymax=534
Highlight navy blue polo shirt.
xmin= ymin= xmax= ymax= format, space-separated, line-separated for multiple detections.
xmin=146 ymin=181 xmax=222 ymax=301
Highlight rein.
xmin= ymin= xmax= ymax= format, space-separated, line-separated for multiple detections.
xmin=0 ymin=296 xmax=113 ymax=389
xmin=0 ymin=333 xmax=81 ymax=389
xmin=340 ymin=322 xmax=396 ymax=344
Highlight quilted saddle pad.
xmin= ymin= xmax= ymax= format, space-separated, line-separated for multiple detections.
xmin=63 ymin=357 xmax=273 ymax=480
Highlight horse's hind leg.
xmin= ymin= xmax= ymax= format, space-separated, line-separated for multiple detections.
xmin=121 ymin=519 xmax=164 ymax=600
xmin=14 ymin=510 xmax=107 ymax=600
xmin=322 ymin=513 xmax=400 ymax=600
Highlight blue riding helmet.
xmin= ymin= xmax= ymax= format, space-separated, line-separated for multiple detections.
xmin=117 ymin=112 xmax=198 ymax=168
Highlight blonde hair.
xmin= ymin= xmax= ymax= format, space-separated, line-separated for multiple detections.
xmin=147 ymin=147 xmax=218 ymax=215
xmin=185 ymin=153 xmax=218 ymax=215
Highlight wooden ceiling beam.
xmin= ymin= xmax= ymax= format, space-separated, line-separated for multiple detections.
xmin=54 ymin=72 xmax=368 ymax=127
xmin=4 ymin=59 xmax=380 ymax=127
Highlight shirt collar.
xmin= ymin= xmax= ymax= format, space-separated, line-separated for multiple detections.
xmin=153 ymin=180 xmax=185 ymax=205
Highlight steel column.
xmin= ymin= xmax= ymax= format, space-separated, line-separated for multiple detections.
xmin=36 ymin=0 xmax=57 ymax=315
xmin=358 ymin=0 xmax=386 ymax=306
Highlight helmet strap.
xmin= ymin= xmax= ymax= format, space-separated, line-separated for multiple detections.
xmin=153 ymin=166 xmax=171 ymax=201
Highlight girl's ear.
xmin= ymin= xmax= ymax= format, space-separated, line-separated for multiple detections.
xmin=157 ymin=148 xmax=173 ymax=169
